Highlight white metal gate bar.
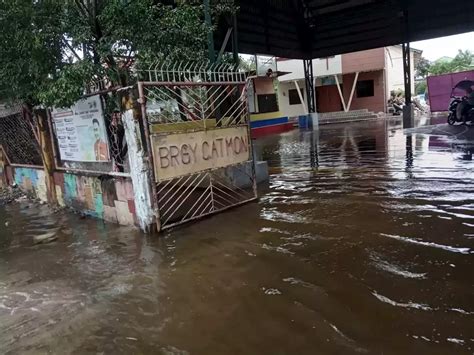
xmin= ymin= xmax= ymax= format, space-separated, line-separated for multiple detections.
xmin=142 ymin=61 xmax=248 ymax=84
xmin=155 ymin=163 xmax=256 ymax=229
xmin=143 ymin=83 xmax=248 ymax=130
xmin=137 ymin=60 xmax=257 ymax=230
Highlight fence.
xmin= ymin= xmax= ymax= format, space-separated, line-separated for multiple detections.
xmin=0 ymin=61 xmax=258 ymax=232
xmin=0 ymin=108 xmax=43 ymax=168
xmin=137 ymin=61 xmax=258 ymax=230
xmin=427 ymin=70 xmax=474 ymax=112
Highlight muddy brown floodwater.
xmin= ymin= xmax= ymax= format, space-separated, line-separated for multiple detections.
xmin=1 ymin=117 xmax=473 ymax=355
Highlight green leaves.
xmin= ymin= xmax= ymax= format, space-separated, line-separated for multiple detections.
xmin=37 ymin=60 xmax=99 ymax=108
xmin=0 ymin=0 xmax=236 ymax=109
xmin=419 ymin=50 xmax=474 ymax=77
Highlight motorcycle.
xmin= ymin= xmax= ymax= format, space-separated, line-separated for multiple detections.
xmin=447 ymin=80 xmax=474 ymax=125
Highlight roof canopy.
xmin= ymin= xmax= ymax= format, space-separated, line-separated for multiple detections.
xmin=217 ymin=0 xmax=474 ymax=59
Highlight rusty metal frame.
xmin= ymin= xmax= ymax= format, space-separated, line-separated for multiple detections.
xmin=137 ymin=60 xmax=257 ymax=231
xmin=153 ymin=162 xmax=257 ymax=230
xmin=9 ymin=163 xmax=44 ymax=169
xmin=0 ymin=145 xmax=11 ymax=165
xmin=0 ymin=110 xmax=43 ymax=168
xmin=141 ymin=82 xmax=250 ymax=131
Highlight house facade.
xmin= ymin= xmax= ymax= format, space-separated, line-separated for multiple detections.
xmin=275 ymin=46 xmax=420 ymax=118
xmin=246 ymin=57 xmax=295 ymax=136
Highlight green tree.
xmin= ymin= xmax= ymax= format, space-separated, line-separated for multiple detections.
xmin=0 ymin=0 xmax=235 ymax=109
xmin=239 ymin=55 xmax=256 ymax=72
xmin=415 ymin=80 xmax=427 ymax=95
xmin=415 ymin=57 xmax=431 ymax=79
xmin=428 ymin=50 xmax=474 ymax=76
xmin=450 ymin=49 xmax=474 ymax=72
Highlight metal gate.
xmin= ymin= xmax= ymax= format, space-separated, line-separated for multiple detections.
xmin=137 ymin=62 xmax=257 ymax=230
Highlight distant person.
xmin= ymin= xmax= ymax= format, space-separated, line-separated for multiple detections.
xmin=93 ymin=119 xmax=109 ymax=161
xmin=456 ymin=87 xmax=474 ymax=121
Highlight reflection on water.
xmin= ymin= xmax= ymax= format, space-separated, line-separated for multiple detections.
xmin=1 ymin=118 xmax=473 ymax=354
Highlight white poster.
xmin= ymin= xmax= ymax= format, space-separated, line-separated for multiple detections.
xmin=52 ymin=95 xmax=110 ymax=162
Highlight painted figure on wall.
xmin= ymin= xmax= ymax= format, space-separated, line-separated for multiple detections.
xmin=93 ymin=119 xmax=109 ymax=161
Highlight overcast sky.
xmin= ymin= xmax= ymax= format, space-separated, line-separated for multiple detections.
xmin=412 ymin=32 xmax=474 ymax=61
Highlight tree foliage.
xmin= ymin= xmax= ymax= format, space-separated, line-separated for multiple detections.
xmin=415 ymin=80 xmax=427 ymax=95
xmin=0 ymin=0 xmax=235 ymax=108
xmin=416 ymin=50 xmax=474 ymax=79
xmin=415 ymin=57 xmax=431 ymax=79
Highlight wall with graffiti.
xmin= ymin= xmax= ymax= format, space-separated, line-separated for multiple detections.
xmin=12 ymin=167 xmax=137 ymax=226
xmin=53 ymin=173 xmax=136 ymax=225
xmin=13 ymin=167 xmax=48 ymax=201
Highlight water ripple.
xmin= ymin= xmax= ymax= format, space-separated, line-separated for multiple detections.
xmin=380 ymin=233 xmax=472 ymax=254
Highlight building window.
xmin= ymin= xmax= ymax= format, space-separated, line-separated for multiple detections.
xmin=288 ymin=89 xmax=303 ymax=105
xmin=257 ymin=94 xmax=278 ymax=113
xmin=356 ymin=80 xmax=374 ymax=98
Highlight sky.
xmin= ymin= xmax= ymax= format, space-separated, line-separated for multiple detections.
xmin=412 ymin=32 xmax=474 ymax=61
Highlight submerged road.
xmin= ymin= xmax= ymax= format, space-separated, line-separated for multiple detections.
xmin=1 ymin=117 xmax=473 ymax=354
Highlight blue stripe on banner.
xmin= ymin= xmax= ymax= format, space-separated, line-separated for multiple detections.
xmin=250 ymin=116 xmax=289 ymax=129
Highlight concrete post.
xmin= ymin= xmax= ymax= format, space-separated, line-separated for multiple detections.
xmin=121 ymin=93 xmax=156 ymax=233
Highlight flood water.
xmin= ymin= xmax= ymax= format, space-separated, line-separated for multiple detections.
xmin=1 ymin=117 xmax=473 ymax=354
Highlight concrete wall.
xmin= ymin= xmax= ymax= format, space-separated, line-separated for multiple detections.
xmin=277 ymin=56 xmax=342 ymax=82
xmin=342 ymin=48 xmax=385 ymax=74
xmin=12 ymin=166 xmax=138 ymax=226
xmin=313 ymin=56 xmax=343 ymax=77
xmin=315 ymin=74 xmax=343 ymax=87
xmin=384 ymin=46 xmax=415 ymax=98
xmin=278 ymin=80 xmax=308 ymax=118
xmin=254 ymin=77 xmax=275 ymax=95
xmin=54 ymin=172 xmax=136 ymax=225
xmin=343 ymin=70 xmax=385 ymax=113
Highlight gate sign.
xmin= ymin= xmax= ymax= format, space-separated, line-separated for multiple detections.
xmin=52 ymin=95 xmax=110 ymax=162
xmin=151 ymin=126 xmax=250 ymax=182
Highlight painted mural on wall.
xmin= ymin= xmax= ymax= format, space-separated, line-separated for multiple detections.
xmin=52 ymin=95 xmax=110 ymax=162
xmin=14 ymin=167 xmax=48 ymax=201
xmin=11 ymin=166 xmax=137 ymax=227
xmin=54 ymin=173 xmax=136 ymax=226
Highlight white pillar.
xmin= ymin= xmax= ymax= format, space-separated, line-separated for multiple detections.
xmin=346 ymin=72 xmax=359 ymax=112
xmin=294 ymin=80 xmax=307 ymax=114
xmin=334 ymin=75 xmax=347 ymax=112
xmin=122 ymin=109 xmax=155 ymax=232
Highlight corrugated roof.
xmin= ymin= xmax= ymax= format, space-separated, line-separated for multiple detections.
xmin=216 ymin=0 xmax=474 ymax=59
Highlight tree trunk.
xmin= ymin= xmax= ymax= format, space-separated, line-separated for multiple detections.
xmin=35 ymin=109 xmax=57 ymax=205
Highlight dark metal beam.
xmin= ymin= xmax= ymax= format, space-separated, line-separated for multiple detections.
xmin=402 ymin=42 xmax=411 ymax=105
xmin=303 ymin=59 xmax=316 ymax=113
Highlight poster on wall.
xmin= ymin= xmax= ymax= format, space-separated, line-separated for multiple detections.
xmin=52 ymin=95 xmax=110 ymax=162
